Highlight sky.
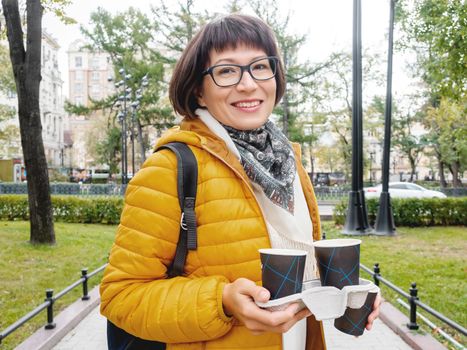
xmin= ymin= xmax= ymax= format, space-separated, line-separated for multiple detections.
xmin=43 ymin=0 xmax=410 ymax=99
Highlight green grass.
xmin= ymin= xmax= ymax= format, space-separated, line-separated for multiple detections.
xmin=1 ymin=221 xmax=465 ymax=349
xmin=0 ymin=221 xmax=115 ymax=350
xmin=323 ymin=222 xmax=467 ymax=348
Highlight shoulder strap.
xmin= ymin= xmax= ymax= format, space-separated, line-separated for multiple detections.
xmin=155 ymin=142 xmax=198 ymax=278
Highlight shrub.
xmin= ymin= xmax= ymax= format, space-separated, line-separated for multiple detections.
xmin=333 ymin=197 xmax=467 ymax=226
xmin=0 ymin=195 xmax=124 ymax=224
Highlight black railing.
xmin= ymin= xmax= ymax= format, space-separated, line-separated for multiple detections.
xmin=0 ymin=264 xmax=107 ymax=345
xmin=2 ymin=260 xmax=465 ymax=347
xmin=360 ymin=263 xmax=467 ymax=339
xmin=0 ymin=183 xmax=127 ymax=196
xmin=2 ymin=182 xmax=466 ymax=199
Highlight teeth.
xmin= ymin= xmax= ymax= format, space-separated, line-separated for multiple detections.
xmin=234 ymin=101 xmax=260 ymax=108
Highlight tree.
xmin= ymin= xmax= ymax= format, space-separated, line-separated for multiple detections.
xmin=398 ymin=0 xmax=466 ymax=184
xmin=426 ymin=98 xmax=466 ymax=187
xmin=249 ymin=0 xmax=335 ymax=139
xmin=78 ymin=7 xmax=170 ymax=168
xmin=399 ymin=0 xmax=466 ymax=103
xmin=311 ymin=52 xmax=382 ymax=177
xmin=1 ymin=0 xmax=55 ymax=244
xmin=0 ymin=43 xmax=21 ymax=157
xmin=315 ymin=145 xmax=344 ymax=174
xmin=392 ymin=110 xmax=426 ymax=182
xmin=93 ymin=125 xmax=122 ymax=175
xmin=151 ymin=0 xmax=212 ymax=58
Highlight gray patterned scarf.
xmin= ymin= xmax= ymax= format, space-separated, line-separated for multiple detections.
xmin=223 ymin=120 xmax=296 ymax=213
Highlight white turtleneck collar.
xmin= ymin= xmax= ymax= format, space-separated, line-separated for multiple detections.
xmin=195 ymin=108 xmax=241 ymax=160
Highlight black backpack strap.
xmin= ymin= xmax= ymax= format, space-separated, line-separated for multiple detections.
xmin=155 ymin=142 xmax=198 ymax=278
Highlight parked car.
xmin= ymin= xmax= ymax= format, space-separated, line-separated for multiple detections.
xmin=364 ymin=182 xmax=447 ymax=199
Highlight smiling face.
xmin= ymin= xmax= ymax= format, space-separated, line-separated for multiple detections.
xmin=197 ymin=45 xmax=277 ymax=130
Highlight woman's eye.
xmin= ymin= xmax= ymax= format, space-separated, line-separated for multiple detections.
xmin=217 ymin=67 xmax=237 ymax=75
xmin=252 ymin=63 xmax=268 ymax=71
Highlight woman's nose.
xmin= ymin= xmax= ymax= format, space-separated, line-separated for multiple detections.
xmin=236 ymin=71 xmax=258 ymax=91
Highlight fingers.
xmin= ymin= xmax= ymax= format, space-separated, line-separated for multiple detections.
xmin=234 ymin=278 xmax=270 ymax=303
xmin=223 ymin=278 xmax=313 ymax=334
xmin=366 ymin=293 xmax=382 ymax=330
xmin=252 ymin=286 xmax=271 ymax=303
xmin=242 ymin=302 xmax=301 ymax=328
xmin=248 ymin=305 xmax=312 ymax=334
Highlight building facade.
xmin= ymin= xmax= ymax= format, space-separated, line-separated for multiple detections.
xmin=67 ymin=39 xmax=114 ymax=169
xmin=40 ymin=31 xmax=71 ymax=168
xmin=0 ymin=32 xmax=70 ymax=173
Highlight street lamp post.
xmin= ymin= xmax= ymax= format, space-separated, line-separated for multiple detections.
xmin=343 ymin=0 xmax=371 ymax=235
xmin=369 ymin=151 xmax=375 ymax=185
xmin=126 ymin=74 xmax=149 ymax=175
xmin=374 ymin=0 xmax=397 ymax=236
xmin=114 ymin=68 xmax=132 ymax=185
xmin=111 ymin=72 xmax=149 ymax=184
xmin=130 ymin=101 xmax=137 ymax=176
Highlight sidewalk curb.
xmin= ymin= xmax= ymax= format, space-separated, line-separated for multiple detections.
xmin=15 ymin=286 xmax=101 ymax=350
xmin=15 ymin=290 xmax=448 ymax=350
xmin=379 ymin=299 xmax=447 ymax=350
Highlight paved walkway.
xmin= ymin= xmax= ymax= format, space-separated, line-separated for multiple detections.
xmin=51 ymin=306 xmax=413 ymax=350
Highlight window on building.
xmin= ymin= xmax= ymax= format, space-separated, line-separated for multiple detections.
xmin=91 ymin=71 xmax=100 ymax=81
xmin=91 ymin=57 xmax=99 ymax=69
xmin=74 ymin=83 xmax=83 ymax=93
xmin=75 ymin=70 xmax=84 ymax=81
xmin=90 ymin=85 xmax=101 ymax=100
xmin=75 ymin=96 xmax=84 ymax=105
xmin=75 ymin=56 xmax=83 ymax=68
xmin=90 ymin=85 xmax=100 ymax=94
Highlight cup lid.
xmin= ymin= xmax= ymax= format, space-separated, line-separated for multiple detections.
xmin=258 ymin=248 xmax=308 ymax=256
xmin=313 ymin=239 xmax=361 ymax=248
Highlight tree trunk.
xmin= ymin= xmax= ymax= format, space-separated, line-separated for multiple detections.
xmin=408 ymin=153 xmax=416 ymax=182
xmin=309 ymin=141 xmax=314 ymax=181
xmin=2 ymin=0 xmax=55 ymax=244
xmin=438 ymin=158 xmax=447 ymax=188
xmin=450 ymin=161 xmax=461 ymax=188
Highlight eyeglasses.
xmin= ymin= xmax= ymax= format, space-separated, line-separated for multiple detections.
xmin=202 ymin=56 xmax=279 ymax=87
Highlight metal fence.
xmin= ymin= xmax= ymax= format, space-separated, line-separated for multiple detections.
xmin=361 ymin=263 xmax=466 ymax=349
xmin=0 ymin=183 xmax=127 ymax=196
xmin=1 ymin=261 xmax=465 ymax=348
xmin=1 ymin=183 xmax=465 ymax=199
xmin=0 ymin=264 xmax=107 ymax=345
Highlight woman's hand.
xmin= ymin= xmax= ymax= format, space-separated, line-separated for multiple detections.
xmin=365 ymin=293 xmax=382 ymax=330
xmin=222 ymin=278 xmax=311 ymax=335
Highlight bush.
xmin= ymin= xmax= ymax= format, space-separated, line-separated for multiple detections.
xmin=334 ymin=197 xmax=467 ymax=226
xmin=0 ymin=195 xmax=124 ymax=224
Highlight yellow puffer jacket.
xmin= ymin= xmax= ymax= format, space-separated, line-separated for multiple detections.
xmin=100 ymin=118 xmax=326 ymax=350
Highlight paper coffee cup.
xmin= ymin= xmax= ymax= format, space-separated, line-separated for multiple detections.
xmin=259 ymin=248 xmax=307 ymax=300
xmin=313 ymin=239 xmax=361 ymax=289
xmin=334 ymin=291 xmax=377 ymax=336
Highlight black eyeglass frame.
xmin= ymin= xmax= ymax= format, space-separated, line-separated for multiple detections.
xmin=202 ymin=56 xmax=279 ymax=87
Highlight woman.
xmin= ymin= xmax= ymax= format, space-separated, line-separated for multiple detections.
xmin=100 ymin=13 xmax=380 ymax=349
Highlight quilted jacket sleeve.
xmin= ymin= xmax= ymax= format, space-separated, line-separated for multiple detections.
xmin=100 ymin=149 xmax=233 ymax=343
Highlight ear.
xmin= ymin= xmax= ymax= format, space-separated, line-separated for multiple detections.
xmin=195 ymin=87 xmax=207 ymax=107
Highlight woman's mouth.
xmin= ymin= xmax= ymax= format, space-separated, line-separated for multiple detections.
xmin=231 ymin=100 xmax=262 ymax=111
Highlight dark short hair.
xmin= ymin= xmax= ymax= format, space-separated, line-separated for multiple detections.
xmin=169 ymin=14 xmax=285 ymax=119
